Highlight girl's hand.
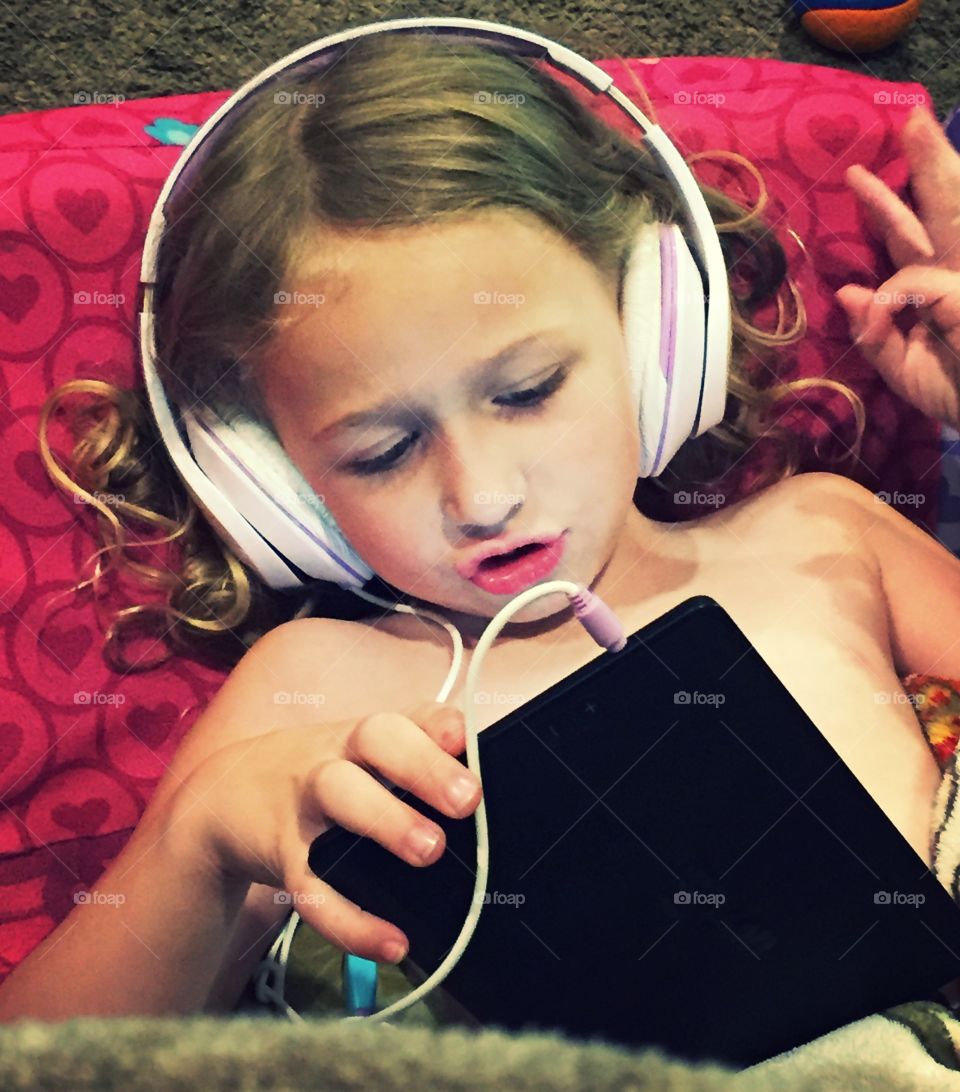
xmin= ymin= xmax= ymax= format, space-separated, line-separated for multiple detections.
xmin=835 ymin=106 xmax=960 ymax=431
xmin=171 ymin=700 xmax=482 ymax=966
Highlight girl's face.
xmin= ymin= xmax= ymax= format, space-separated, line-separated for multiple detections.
xmin=258 ymin=209 xmax=644 ymax=633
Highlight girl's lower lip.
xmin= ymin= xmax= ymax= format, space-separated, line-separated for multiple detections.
xmin=467 ymin=534 xmax=566 ymax=595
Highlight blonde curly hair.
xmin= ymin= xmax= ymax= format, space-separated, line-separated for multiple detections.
xmin=38 ymin=32 xmax=863 ymax=673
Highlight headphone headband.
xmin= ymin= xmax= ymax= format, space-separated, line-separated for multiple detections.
xmin=137 ymin=17 xmax=732 ymax=590
xmin=140 ymin=18 xmax=729 ymax=436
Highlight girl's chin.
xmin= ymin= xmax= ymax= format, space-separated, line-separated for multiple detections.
xmin=497 ymin=587 xmax=572 ymax=619
xmin=465 ymin=573 xmax=581 ymax=630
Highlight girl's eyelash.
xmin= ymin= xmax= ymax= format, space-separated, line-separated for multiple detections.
xmin=346 ymin=364 xmax=570 ymax=478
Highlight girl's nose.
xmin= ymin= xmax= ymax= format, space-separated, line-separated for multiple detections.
xmin=435 ymin=422 xmax=526 ymax=534
xmin=457 ymin=499 xmax=524 ymax=539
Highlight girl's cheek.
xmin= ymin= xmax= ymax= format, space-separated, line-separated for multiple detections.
xmin=353 ymin=496 xmax=420 ymax=568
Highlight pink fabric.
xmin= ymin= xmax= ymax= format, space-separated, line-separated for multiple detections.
xmin=0 ymin=58 xmax=940 ymax=982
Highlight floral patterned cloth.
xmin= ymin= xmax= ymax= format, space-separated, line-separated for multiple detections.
xmin=904 ymin=674 xmax=960 ymax=772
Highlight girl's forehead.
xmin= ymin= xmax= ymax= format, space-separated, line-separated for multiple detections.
xmin=286 ymin=208 xmax=570 ymax=293
xmin=273 ymin=214 xmax=595 ymax=371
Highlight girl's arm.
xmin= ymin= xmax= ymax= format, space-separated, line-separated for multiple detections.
xmin=202 ymin=883 xmax=291 ymax=1012
xmin=785 ymin=472 xmax=960 ymax=680
xmin=0 ymin=693 xmax=478 ymax=1019
xmin=0 ymin=623 xmax=316 ymax=1020
xmin=0 ymin=616 xmax=317 ymax=1020
xmin=0 ymin=789 xmax=250 ymax=1020
xmin=0 ymin=611 xmax=479 ymax=1021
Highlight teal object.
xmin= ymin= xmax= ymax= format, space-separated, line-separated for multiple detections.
xmin=144 ymin=117 xmax=201 ymax=146
xmin=343 ymin=952 xmax=378 ymax=1015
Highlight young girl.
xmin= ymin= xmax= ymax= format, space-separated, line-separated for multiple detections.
xmin=2 ymin=31 xmax=960 ymax=1022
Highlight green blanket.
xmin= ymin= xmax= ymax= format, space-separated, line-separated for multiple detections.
xmin=2 ymin=1002 xmax=960 ymax=1090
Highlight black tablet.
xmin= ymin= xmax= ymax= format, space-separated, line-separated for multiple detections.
xmin=308 ymin=595 xmax=960 ymax=1067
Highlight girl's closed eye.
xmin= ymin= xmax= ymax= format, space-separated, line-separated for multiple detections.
xmin=344 ymin=360 xmax=573 ymax=478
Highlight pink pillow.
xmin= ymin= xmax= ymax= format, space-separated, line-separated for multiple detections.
xmin=0 ymin=57 xmax=939 ymax=981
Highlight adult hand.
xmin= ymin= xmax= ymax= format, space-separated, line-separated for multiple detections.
xmin=835 ymin=106 xmax=960 ymax=432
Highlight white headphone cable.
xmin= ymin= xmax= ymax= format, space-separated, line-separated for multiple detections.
xmin=255 ymin=582 xmax=622 ymax=1023
xmin=253 ymin=589 xmax=464 ymax=1018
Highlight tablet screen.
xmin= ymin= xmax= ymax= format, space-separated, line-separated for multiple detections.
xmin=308 ymin=595 xmax=960 ymax=1066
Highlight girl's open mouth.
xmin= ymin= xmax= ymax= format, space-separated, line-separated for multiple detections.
xmin=467 ymin=534 xmax=566 ymax=595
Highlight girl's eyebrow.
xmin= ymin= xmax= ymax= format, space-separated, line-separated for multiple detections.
xmin=313 ymin=330 xmax=566 ymax=438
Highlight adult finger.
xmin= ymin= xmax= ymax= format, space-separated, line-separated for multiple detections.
xmin=849 ymin=276 xmax=960 ymax=428
xmin=863 ymin=266 xmax=960 ymax=343
xmin=844 ymin=163 xmax=935 ymax=270
xmin=898 ymin=107 xmax=960 ymax=272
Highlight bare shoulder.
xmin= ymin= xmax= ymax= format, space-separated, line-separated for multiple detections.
xmin=263 ymin=606 xmax=435 ymax=655
xmin=194 ymin=614 xmax=394 ymax=741
xmin=780 ymin=470 xmax=904 ymax=510
xmin=763 ymin=470 xmax=941 ymax=559
xmin=698 ymin=471 xmax=881 ymax=569
xmin=749 ymin=470 xmax=877 ymax=517
xmin=152 ymin=616 xmax=367 ymax=801
xmin=738 ymin=471 xmax=883 ymax=546
xmin=269 ymin=609 xmax=442 ymax=707
xmin=255 ymin=613 xmax=374 ymax=662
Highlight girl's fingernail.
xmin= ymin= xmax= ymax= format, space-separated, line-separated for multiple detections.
xmin=447 ymin=773 xmax=480 ymax=811
xmin=407 ymin=824 xmax=441 ymax=863
xmin=382 ymin=939 xmax=408 ymax=963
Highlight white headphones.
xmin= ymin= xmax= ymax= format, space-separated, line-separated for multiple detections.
xmin=137 ymin=15 xmax=733 ymax=593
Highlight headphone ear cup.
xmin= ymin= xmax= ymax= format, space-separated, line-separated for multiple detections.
xmin=623 ymin=221 xmax=709 ymax=479
xmin=182 ymin=408 xmax=375 ymax=590
xmin=621 ymin=221 xmax=664 ymax=477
